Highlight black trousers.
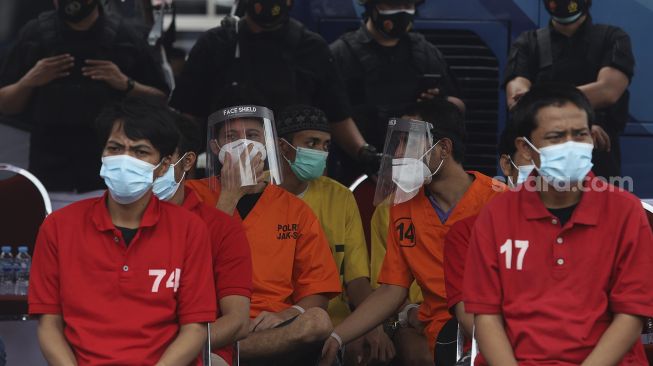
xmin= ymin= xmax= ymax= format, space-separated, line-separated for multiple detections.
xmin=434 ymin=318 xmax=459 ymax=366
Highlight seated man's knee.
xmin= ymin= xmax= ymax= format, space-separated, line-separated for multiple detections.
xmin=298 ymin=307 xmax=333 ymax=343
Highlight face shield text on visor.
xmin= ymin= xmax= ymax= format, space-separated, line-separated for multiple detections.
xmin=374 ymin=118 xmax=435 ymax=207
xmin=206 ymin=105 xmax=283 ymax=191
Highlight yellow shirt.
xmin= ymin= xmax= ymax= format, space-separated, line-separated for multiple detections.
xmin=370 ymin=204 xmax=424 ymax=304
xmin=303 ymin=176 xmax=370 ymax=325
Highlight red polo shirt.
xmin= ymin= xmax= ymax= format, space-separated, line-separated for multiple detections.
xmin=443 ymin=215 xmax=477 ymax=311
xmin=182 ymin=187 xmax=252 ymax=365
xmin=29 ymin=193 xmax=217 ymax=365
xmin=464 ymin=175 xmax=653 ymax=365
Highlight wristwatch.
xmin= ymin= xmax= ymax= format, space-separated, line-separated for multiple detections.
xmin=124 ymin=78 xmax=135 ymax=94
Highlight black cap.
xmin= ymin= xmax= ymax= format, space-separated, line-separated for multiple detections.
xmin=543 ymin=0 xmax=589 ymax=21
xmin=276 ymin=105 xmax=330 ymax=137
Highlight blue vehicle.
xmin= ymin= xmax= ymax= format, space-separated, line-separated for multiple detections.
xmin=289 ymin=0 xmax=653 ymax=199
xmin=1 ymin=0 xmax=651 ymax=198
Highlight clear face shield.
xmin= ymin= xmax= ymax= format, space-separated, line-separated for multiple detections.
xmin=206 ymin=105 xmax=283 ymax=191
xmin=373 ymin=118 xmax=436 ymax=206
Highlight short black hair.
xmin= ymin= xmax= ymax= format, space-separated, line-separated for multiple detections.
xmin=173 ymin=112 xmax=202 ymax=155
xmin=512 ymin=83 xmax=594 ymax=141
xmin=498 ymin=120 xmax=518 ymax=158
xmin=95 ymin=96 xmax=179 ymax=158
xmin=404 ymin=98 xmax=466 ymax=163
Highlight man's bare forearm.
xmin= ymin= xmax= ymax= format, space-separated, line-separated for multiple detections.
xmin=156 ymin=323 xmax=208 ymax=366
xmin=330 ymin=117 xmax=366 ymax=158
xmin=581 ymin=313 xmax=644 ymax=366
xmin=334 ymin=284 xmax=407 ymax=344
xmin=454 ymin=302 xmax=474 ymax=339
xmin=578 ymin=67 xmax=629 ymax=110
xmin=295 ymin=294 xmax=329 ymax=311
xmin=129 ymin=81 xmax=167 ymax=99
xmin=346 ymin=277 xmax=374 ymax=308
xmin=211 ymin=314 xmax=249 ymax=349
xmin=211 ymin=295 xmax=250 ymax=349
xmin=0 ymin=81 xmax=33 ymax=115
xmin=37 ymin=314 xmax=78 ymax=366
xmin=475 ymin=314 xmax=518 ymax=366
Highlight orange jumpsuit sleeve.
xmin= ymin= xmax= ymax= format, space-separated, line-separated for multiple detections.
xmin=377 ymin=209 xmax=414 ymax=289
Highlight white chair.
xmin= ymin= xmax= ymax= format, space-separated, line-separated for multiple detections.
xmin=0 ymin=163 xmax=52 ymax=215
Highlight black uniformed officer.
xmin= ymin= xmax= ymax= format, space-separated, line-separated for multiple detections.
xmin=170 ymin=0 xmax=378 ymax=176
xmin=0 ymin=0 xmax=169 ymax=209
xmin=505 ymin=0 xmax=634 ymax=179
xmin=330 ymin=0 xmax=464 ymax=184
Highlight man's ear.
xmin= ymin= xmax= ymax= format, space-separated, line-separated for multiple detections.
xmin=155 ymin=156 xmax=172 ymax=179
xmin=499 ymin=154 xmax=513 ymax=177
xmin=209 ymin=139 xmax=221 ymax=155
xmin=438 ymin=138 xmax=453 ymax=161
xmin=278 ymin=138 xmax=294 ymax=159
xmin=184 ymin=152 xmax=197 ymax=172
xmin=515 ymin=137 xmax=533 ymax=163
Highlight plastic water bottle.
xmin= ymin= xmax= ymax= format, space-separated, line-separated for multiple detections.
xmin=14 ymin=246 xmax=31 ymax=296
xmin=0 ymin=246 xmax=14 ymax=295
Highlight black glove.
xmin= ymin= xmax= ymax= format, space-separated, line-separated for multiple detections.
xmin=357 ymin=143 xmax=382 ymax=176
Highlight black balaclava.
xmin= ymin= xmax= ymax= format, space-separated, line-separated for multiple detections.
xmin=367 ymin=0 xmax=416 ymax=39
xmin=57 ymin=0 xmax=98 ymax=23
xmin=246 ymin=0 xmax=293 ymax=29
xmin=543 ymin=0 xmax=589 ymax=24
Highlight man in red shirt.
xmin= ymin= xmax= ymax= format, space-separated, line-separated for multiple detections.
xmin=464 ymin=84 xmax=653 ymax=365
xmin=444 ymin=121 xmax=533 ymax=340
xmin=28 ymin=97 xmax=217 ymax=365
xmin=153 ymin=112 xmax=253 ymax=366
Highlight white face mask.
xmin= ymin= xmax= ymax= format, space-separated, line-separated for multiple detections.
xmin=508 ymin=157 xmax=535 ymax=186
xmin=218 ymin=139 xmax=267 ymax=165
xmin=152 ymin=153 xmax=187 ymax=201
xmin=391 ymin=140 xmax=444 ymax=194
xmin=522 ymin=138 xmax=594 ymax=185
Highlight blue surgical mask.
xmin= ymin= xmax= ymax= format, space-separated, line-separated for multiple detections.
xmin=281 ymin=139 xmax=328 ymax=182
xmin=508 ymin=157 xmax=535 ymax=186
xmin=153 ymin=153 xmax=187 ymax=201
xmin=100 ymin=155 xmax=161 ymax=204
xmin=522 ymin=138 xmax=593 ymax=185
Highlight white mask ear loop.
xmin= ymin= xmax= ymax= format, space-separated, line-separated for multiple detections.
xmin=520 ymin=137 xmax=541 ymax=167
xmin=420 ymin=140 xmax=443 ymax=178
xmin=173 ymin=152 xmax=189 ymax=184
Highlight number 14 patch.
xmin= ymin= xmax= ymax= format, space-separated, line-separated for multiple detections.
xmin=394 ymin=218 xmax=416 ymax=247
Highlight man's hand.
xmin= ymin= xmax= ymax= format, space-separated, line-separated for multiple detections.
xmin=220 ymin=146 xmax=265 ymax=196
xmin=508 ymin=90 xmax=527 ymax=110
xmin=358 ymin=144 xmax=382 ymax=177
xmin=591 ymin=125 xmax=611 ymax=152
xmin=82 ymin=59 xmax=129 ymax=91
xmin=249 ymin=311 xmax=288 ymax=333
xmin=19 ymin=54 xmax=74 ymax=88
xmin=418 ymin=88 xmax=440 ymax=102
xmin=407 ymin=306 xmax=424 ymax=332
xmin=361 ymin=325 xmax=395 ymax=365
xmin=319 ymin=336 xmax=341 ymax=366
